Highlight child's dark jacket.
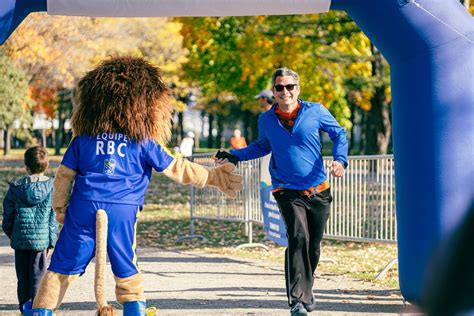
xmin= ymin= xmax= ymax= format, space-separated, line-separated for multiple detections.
xmin=2 ymin=175 xmax=58 ymax=250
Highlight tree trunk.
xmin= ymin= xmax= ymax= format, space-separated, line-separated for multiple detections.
xmin=62 ymin=128 xmax=70 ymax=148
xmin=40 ymin=129 xmax=46 ymax=148
xmin=207 ymin=113 xmax=214 ymax=148
xmin=242 ymin=110 xmax=259 ymax=143
xmin=4 ymin=127 xmax=12 ymax=156
xmin=365 ymin=45 xmax=392 ymax=155
xmin=242 ymin=111 xmax=251 ymax=142
xmin=55 ymin=122 xmax=63 ymax=155
xmin=0 ymin=129 xmax=4 ymax=149
xmin=216 ymin=115 xmax=224 ymax=148
xmin=51 ymin=125 xmax=55 ymax=149
xmin=251 ymin=113 xmax=259 ymax=142
xmin=53 ymin=90 xmax=66 ymax=155
xmin=247 ymin=111 xmax=260 ymax=143
xmin=366 ymin=86 xmax=391 ymax=154
xmin=348 ymin=99 xmax=356 ymax=154
xmin=178 ymin=111 xmax=184 ymax=140
xmin=55 ymin=89 xmax=70 ymax=155
xmin=360 ymin=109 xmax=367 ymax=154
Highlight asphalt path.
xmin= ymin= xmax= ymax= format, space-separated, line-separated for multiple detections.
xmin=0 ymin=232 xmax=421 ymax=315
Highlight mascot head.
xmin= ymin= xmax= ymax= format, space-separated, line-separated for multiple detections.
xmin=71 ymin=55 xmax=173 ymax=145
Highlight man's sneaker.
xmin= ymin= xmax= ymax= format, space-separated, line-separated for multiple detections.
xmin=290 ymin=302 xmax=308 ymax=316
xmin=304 ymin=296 xmax=317 ymax=312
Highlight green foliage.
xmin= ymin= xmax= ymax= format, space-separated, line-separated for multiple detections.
xmin=7 ymin=15 xmax=188 ymax=89
xmin=6 ymin=14 xmax=191 ymax=126
xmin=179 ymin=13 xmax=394 ymax=153
xmin=3 ymin=12 xmax=394 ymax=154
xmin=329 ymin=97 xmax=352 ymax=130
xmin=12 ymin=129 xmax=36 ymax=147
xmin=178 ymin=13 xmax=385 ymax=121
xmin=0 ymin=49 xmax=34 ymax=130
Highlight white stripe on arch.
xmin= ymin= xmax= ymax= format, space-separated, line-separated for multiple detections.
xmin=47 ymin=0 xmax=331 ymax=17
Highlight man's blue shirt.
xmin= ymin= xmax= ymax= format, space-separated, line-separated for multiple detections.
xmin=230 ymin=100 xmax=348 ymax=190
xmin=62 ymin=133 xmax=174 ymax=205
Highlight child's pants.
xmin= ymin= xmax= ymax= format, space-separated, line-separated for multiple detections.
xmin=14 ymin=249 xmax=47 ymax=312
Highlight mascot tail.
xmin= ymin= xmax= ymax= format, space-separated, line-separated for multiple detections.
xmin=95 ymin=210 xmax=117 ymax=316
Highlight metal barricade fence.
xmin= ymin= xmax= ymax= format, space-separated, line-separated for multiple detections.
xmin=182 ymin=153 xmax=396 ymax=245
xmin=324 ymin=155 xmax=396 ymax=243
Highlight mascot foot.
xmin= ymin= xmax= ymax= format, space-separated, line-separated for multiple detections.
xmin=23 ymin=300 xmax=53 ymax=316
xmin=123 ymin=301 xmax=146 ymax=316
xmin=97 ymin=305 xmax=117 ymax=316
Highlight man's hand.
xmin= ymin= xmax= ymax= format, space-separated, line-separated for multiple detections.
xmin=331 ymin=161 xmax=345 ymax=177
xmin=213 ymin=149 xmax=239 ymax=165
xmin=207 ymin=163 xmax=243 ymax=198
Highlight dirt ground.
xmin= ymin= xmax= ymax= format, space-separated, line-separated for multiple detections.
xmin=0 ymin=232 xmax=424 ymax=316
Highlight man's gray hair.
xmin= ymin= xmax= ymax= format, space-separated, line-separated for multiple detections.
xmin=271 ymin=67 xmax=300 ymax=87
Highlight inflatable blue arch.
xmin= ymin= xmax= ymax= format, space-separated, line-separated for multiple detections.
xmin=1 ymin=0 xmax=473 ymax=305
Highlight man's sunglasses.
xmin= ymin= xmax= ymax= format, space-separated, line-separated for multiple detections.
xmin=274 ymin=84 xmax=297 ymax=92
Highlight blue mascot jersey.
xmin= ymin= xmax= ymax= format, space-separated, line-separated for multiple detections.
xmin=62 ymin=133 xmax=174 ymax=205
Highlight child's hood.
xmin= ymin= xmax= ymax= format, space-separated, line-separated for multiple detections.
xmin=9 ymin=175 xmax=53 ymax=205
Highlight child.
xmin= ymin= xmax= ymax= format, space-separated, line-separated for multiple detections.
xmin=2 ymin=146 xmax=58 ymax=314
xmin=28 ymin=56 xmax=242 ymax=316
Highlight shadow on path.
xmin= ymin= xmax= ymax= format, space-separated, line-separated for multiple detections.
xmin=0 ymin=232 xmax=418 ymax=315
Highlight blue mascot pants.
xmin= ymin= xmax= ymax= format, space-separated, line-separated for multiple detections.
xmin=49 ymin=200 xmax=140 ymax=278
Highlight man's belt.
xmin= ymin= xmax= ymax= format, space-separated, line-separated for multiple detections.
xmin=298 ymin=180 xmax=330 ymax=199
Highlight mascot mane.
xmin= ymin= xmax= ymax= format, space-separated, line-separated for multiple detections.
xmin=71 ymin=56 xmax=173 ymax=145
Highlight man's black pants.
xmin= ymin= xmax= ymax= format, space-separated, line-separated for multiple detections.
xmin=273 ymin=188 xmax=332 ymax=306
xmin=14 ymin=249 xmax=47 ymax=312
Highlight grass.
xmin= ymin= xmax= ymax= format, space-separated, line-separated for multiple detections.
xmin=137 ymin=204 xmax=399 ymax=289
xmin=1 ymin=148 xmax=66 ymax=161
xmin=0 ymin=155 xmax=399 ymax=289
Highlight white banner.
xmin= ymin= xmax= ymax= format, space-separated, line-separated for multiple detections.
xmin=47 ymin=0 xmax=331 ymax=17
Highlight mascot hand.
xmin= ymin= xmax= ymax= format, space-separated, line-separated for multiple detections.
xmin=55 ymin=206 xmax=67 ymax=224
xmin=206 ymin=163 xmax=243 ymax=198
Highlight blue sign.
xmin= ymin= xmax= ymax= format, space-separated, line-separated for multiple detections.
xmin=260 ymin=155 xmax=287 ymax=247
xmin=260 ymin=184 xmax=287 ymax=247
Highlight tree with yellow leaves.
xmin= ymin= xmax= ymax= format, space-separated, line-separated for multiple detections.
xmin=0 ymin=49 xmax=34 ymax=155
xmin=4 ymin=14 xmax=189 ymax=149
xmin=178 ymin=12 xmax=393 ymax=154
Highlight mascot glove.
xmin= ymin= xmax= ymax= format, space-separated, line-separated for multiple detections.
xmin=206 ymin=163 xmax=243 ymax=198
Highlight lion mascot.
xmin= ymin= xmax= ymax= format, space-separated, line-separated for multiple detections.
xmin=23 ymin=56 xmax=243 ymax=316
